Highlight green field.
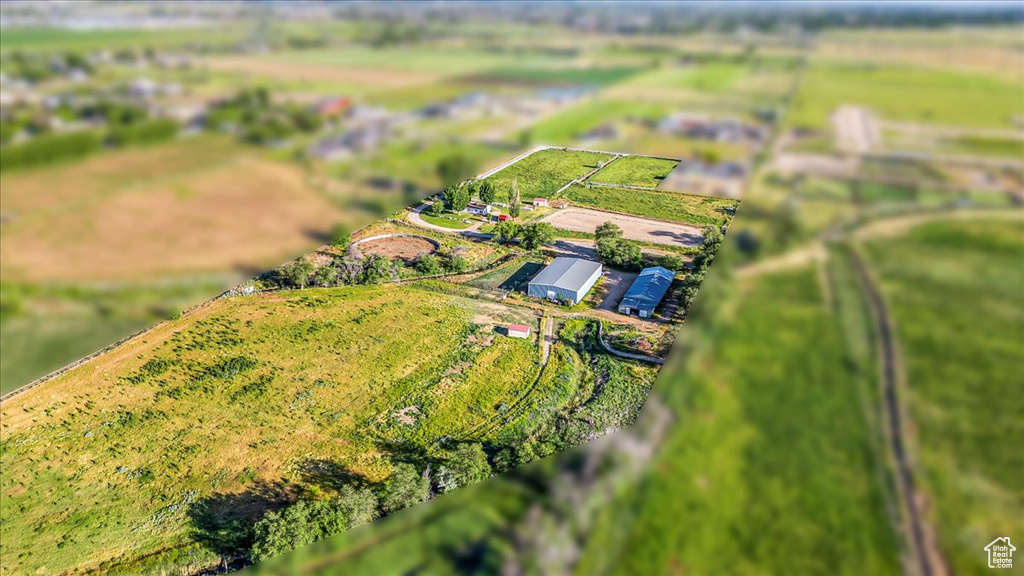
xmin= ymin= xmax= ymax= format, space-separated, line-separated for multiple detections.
xmin=588 ymin=155 xmax=679 ymax=188
xmin=608 ymin=267 xmax=901 ymax=575
xmin=468 ymin=65 xmax=645 ymax=86
xmin=418 ymin=211 xmax=473 ymax=230
xmin=0 ymin=285 xmax=534 ymax=573
xmin=564 ymin=184 xmax=736 ymax=226
xmin=865 ymin=217 xmax=1024 ymax=575
xmin=263 ymin=45 xmax=572 ymax=74
xmin=482 ymin=148 xmax=613 ymax=201
xmin=622 ymin=61 xmax=750 ymax=91
xmin=790 ymin=61 xmax=1024 ymax=129
xmin=525 ymin=99 xmax=669 ymax=145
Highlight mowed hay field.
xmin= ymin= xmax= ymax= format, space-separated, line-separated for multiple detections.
xmin=564 ymin=184 xmax=737 ymax=226
xmin=588 ymin=155 xmax=679 ymax=188
xmin=483 ymin=148 xmax=613 ymax=202
xmin=865 ymin=217 xmax=1024 ymax=576
xmin=607 ymin=268 xmax=901 ymax=576
xmin=0 ymin=136 xmax=343 ymax=282
xmin=0 ymin=284 xmax=545 ymax=574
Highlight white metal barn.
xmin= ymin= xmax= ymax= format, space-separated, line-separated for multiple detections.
xmin=528 ymin=257 xmax=603 ymax=305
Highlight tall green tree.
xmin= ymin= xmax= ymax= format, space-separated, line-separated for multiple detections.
xmin=380 ymin=463 xmax=430 ymax=514
xmin=477 ymin=180 xmax=496 ymax=204
xmin=282 ymin=258 xmax=315 ymax=288
xmin=519 ymin=223 xmax=555 ymax=250
xmin=250 ymin=499 xmax=347 ymax=563
xmin=508 ymin=179 xmax=522 ymax=219
xmin=360 ymin=253 xmax=394 ymax=285
xmin=443 ymin=185 xmax=470 ymax=212
xmin=492 ymin=221 xmax=521 ymax=244
xmin=434 ymin=443 xmax=491 ymax=493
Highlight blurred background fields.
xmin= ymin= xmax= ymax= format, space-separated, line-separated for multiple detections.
xmin=0 ymin=2 xmax=1021 ymax=575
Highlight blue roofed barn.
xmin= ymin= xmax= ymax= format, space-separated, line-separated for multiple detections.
xmin=618 ymin=266 xmax=675 ymax=318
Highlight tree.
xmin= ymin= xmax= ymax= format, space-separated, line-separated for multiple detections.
xmin=442 ymin=185 xmax=470 ymax=212
xmin=281 ymin=258 xmax=315 ymax=288
xmin=508 ymin=179 xmax=522 ymax=219
xmin=595 ymin=221 xmax=623 ymax=240
xmin=436 ymin=154 xmax=477 ymax=187
xmin=414 ymin=254 xmax=442 ymax=275
xmin=518 ymin=129 xmax=532 ymax=148
xmin=334 ymin=485 xmax=378 ymax=529
xmin=312 ymin=265 xmax=338 ymax=287
xmin=477 ymin=180 xmax=496 ymax=205
xmin=693 ymin=225 xmax=724 ymax=270
xmin=427 ymin=200 xmax=444 ymax=216
xmin=250 ymin=499 xmax=347 ymax=563
xmin=492 ymin=221 xmax=521 ymax=244
xmin=656 ymin=253 xmax=685 ymax=272
xmin=434 ymin=443 xmax=491 ymax=493
xmin=360 ymin=253 xmax=394 ymax=285
xmin=440 ymin=251 xmax=469 ymax=273
xmin=596 ymin=236 xmax=642 ymax=271
xmin=380 ymin=463 xmax=430 ymax=514
xmin=519 ymin=223 xmax=555 ymax=250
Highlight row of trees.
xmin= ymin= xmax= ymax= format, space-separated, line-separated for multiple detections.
xmin=276 ymin=253 xmax=398 ymax=289
xmin=250 ymin=443 xmax=491 ymax=562
xmin=207 ymin=88 xmax=323 ymax=145
xmin=677 ymin=225 xmax=724 ymax=311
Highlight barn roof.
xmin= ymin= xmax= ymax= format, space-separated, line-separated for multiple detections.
xmin=529 ymin=257 xmax=602 ymax=292
xmin=619 ymin=266 xmax=674 ymax=311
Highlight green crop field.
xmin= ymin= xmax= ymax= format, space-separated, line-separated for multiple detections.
xmin=588 ymin=155 xmax=680 ymax=188
xmin=608 ymin=267 xmax=902 ymax=575
xmin=622 ymin=61 xmax=750 ymax=91
xmin=262 ymin=46 xmax=571 ymax=74
xmin=865 ymin=217 xmax=1024 ymax=575
xmin=789 ymin=61 xmax=1024 ymax=129
xmin=525 ymin=99 xmax=669 ymax=145
xmin=469 ymin=65 xmax=645 ymax=86
xmin=482 ymin=148 xmax=613 ymax=201
xmin=564 ymin=184 xmax=737 ymax=226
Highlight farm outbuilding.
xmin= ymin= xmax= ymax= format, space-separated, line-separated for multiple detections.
xmin=618 ymin=266 xmax=675 ymax=318
xmin=528 ymin=257 xmax=603 ymax=305
xmin=507 ymin=324 xmax=531 ymax=338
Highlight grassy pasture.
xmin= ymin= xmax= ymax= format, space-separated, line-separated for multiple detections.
xmin=588 ymin=155 xmax=679 ymax=188
xmin=611 ymin=268 xmax=901 ymax=575
xmin=0 ymin=135 xmax=342 ymax=283
xmin=482 ymin=148 xmax=613 ymax=201
xmin=865 ymin=217 xmax=1024 ymax=575
xmin=789 ymin=61 xmax=1024 ymax=129
xmin=466 ymin=65 xmax=645 ymax=86
xmin=0 ymin=284 xmax=543 ymax=574
xmin=526 ymin=99 xmax=669 ymax=145
xmin=0 ymin=27 xmax=245 ymax=52
xmin=564 ymin=184 xmax=736 ymax=226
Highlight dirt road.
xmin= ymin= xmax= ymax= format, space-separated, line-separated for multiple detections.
xmin=542 ymin=207 xmax=704 ymax=247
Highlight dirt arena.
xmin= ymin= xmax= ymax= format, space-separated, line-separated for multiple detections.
xmin=541 ymin=207 xmax=704 ymax=247
xmin=356 ymin=236 xmax=438 ymax=262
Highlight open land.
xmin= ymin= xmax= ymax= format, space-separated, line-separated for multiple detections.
xmin=0 ymin=136 xmax=344 ymax=283
xmin=541 ymin=207 xmax=705 ymax=247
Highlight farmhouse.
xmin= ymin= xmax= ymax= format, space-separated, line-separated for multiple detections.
xmin=466 ymin=202 xmax=492 ymax=216
xmin=532 ymin=197 xmax=549 ymax=207
xmin=618 ymin=266 xmax=674 ymax=318
xmin=528 ymin=257 xmax=603 ymax=305
xmin=507 ymin=324 xmax=531 ymax=338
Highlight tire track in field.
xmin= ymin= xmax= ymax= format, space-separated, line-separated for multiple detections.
xmin=849 ymin=248 xmax=948 ymax=576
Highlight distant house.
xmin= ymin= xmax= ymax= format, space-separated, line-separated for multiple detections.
xmin=311 ymin=97 xmax=351 ymax=118
xmin=507 ymin=324 xmax=531 ymax=339
xmin=528 ymin=257 xmax=603 ymax=305
xmin=660 ymin=160 xmax=747 ymax=198
xmin=618 ymin=266 xmax=675 ymax=318
xmin=577 ymin=123 xmax=620 ymax=143
xmin=532 ymin=197 xmax=549 ymax=207
xmin=465 ymin=202 xmax=492 ymax=216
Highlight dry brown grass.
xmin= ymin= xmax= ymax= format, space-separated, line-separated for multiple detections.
xmin=0 ymin=137 xmax=344 ymax=282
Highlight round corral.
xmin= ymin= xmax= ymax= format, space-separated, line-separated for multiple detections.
xmin=351 ymin=234 xmax=440 ymax=262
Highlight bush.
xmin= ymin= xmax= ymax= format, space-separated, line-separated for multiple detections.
xmin=433 ymin=443 xmax=491 ymax=493
xmin=379 ymin=463 xmax=429 ymax=514
xmin=414 ymin=254 xmax=442 ymax=275
xmin=519 ymin=223 xmax=555 ymax=250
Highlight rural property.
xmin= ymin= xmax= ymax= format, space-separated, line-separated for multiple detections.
xmin=0 ymin=146 xmax=739 ymax=574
